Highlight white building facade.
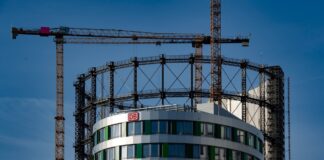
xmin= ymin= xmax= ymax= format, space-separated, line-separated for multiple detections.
xmin=92 ymin=105 xmax=264 ymax=160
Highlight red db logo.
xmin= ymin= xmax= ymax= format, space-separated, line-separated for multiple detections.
xmin=128 ymin=112 xmax=139 ymax=121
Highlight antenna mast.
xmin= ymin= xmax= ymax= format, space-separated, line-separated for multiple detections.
xmin=288 ymin=77 xmax=291 ymax=160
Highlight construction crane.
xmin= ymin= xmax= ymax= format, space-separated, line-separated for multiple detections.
xmin=12 ymin=26 xmax=248 ymax=160
xmin=12 ymin=27 xmax=248 ymax=44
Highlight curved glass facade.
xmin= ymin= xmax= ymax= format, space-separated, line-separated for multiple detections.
xmin=94 ymin=143 xmax=260 ymax=160
xmin=92 ymin=110 xmax=264 ymax=160
xmin=94 ymin=120 xmax=263 ymax=153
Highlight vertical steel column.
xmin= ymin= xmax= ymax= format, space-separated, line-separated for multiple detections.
xmin=74 ymin=75 xmax=85 ymax=160
xmin=216 ymin=55 xmax=222 ymax=112
xmin=108 ymin=62 xmax=115 ymax=112
xmin=89 ymin=67 xmax=97 ymax=159
xmin=132 ymin=57 xmax=138 ymax=108
xmin=241 ymin=60 xmax=247 ymax=122
xmin=288 ymin=77 xmax=291 ymax=160
xmin=100 ymin=74 xmax=105 ymax=119
xmin=189 ymin=54 xmax=194 ymax=109
xmin=100 ymin=74 xmax=104 ymax=99
xmin=259 ymin=66 xmax=266 ymax=133
xmin=55 ymin=35 xmax=64 ymax=160
xmin=73 ymin=82 xmax=80 ymax=160
xmin=160 ymin=54 xmax=165 ymax=105
xmin=193 ymin=42 xmax=203 ymax=105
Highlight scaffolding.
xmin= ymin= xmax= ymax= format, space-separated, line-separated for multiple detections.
xmin=266 ymin=67 xmax=285 ymax=160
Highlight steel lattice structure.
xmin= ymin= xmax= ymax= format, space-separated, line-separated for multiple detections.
xmin=74 ymin=54 xmax=284 ymax=160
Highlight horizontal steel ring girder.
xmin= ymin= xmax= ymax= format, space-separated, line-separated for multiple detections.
xmin=92 ymin=89 xmax=272 ymax=108
xmin=79 ymin=54 xmax=276 ymax=80
xmin=77 ymin=54 xmax=277 ymax=110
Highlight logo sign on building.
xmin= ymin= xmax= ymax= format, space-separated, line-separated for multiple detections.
xmin=128 ymin=112 xmax=139 ymax=122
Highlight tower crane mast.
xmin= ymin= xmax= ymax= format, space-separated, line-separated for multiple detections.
xmin=210 ymin=0 xmax=222 ymax=112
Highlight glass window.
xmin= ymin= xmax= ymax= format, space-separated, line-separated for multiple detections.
xmin=258 ymin=139 xmax=263 ymax=153
xmin=122 ymin=145 xmax=135 ymax=158
xmin=97 ymin=150 xmax=104 ymax=160
xmin=128 ymin=122 xmax=142 ymax=136
xmin=121 ymin=146 xmax=127 ymax=159
xmin=215 ymin=147 xmax=220 ymax=160
xmin=110 ymin=124 xmax=121 ymax=138
xmin=238 ymin=130 xmax=245 ymax=144
xmin=247 ymin=133 xmax=254 ymax=147
xmin=170 ymin=121 xmax=177 ymax=134
xmin=200 ymin=123 xmax=205 ymax=135
xmin=169 ymin=144 xmax=185 ymax=158
xmin=95 ymin=152 xmax=99 ymax=160
xmin=116 ymin=124 xmax=121 ymax=138
xmin=159 ymin=121 xmax=168 ymax=134
xmin=193 ymin=145 xmax=200 ymax=158
xmin=183 ymin=121 xmax=193 ymax=135
xmin=176 ymin=121 xmax=193 ymax=135
xmin=143 ymin=144 xmax=150 ymax=158
xmin=247 ymin=154 xmax=253 ymax=160
xmin=256 ymin=138 xmax=260 ymax=151
xmin=225 ymin=126 xmax=232 ymax=140
xmin=151 ymin=121 xmax=158 ymax=134
xmin=176 ymin=121 xmax=184 ymax=135
xmin=233 ymin=150 xmax=241 ymax=160
xmin=219 ymin=148 xmax=226 ymax=160
xmin=220 ymin=126 xmax=225 ymax=139
xmin=200 ymin=145 xmax=204 ymax=155
xmin=134 ymin=121 xmax=142 ymax=135
xmin=96 ymin=130 xmax=100 ymax=144
xmin=151 ymin=144 xmax=159 ymax=157
xmin=143 ymin=144 xmax=160 ymax=158
xmin=127 ymin=145 xmax=135 ymax=158
xmin=127 ymin=122 xmax=135 ymax=136
xmin=111 ymin=125 xmax=115 ymax=138
xmin=100 ymin=128 xmax=105 ymax=143
xmin=107 ymin=147 xmax=115 ymax=160
xmin=206 ymin=124 xmax=214 ymax=137
xmin=200 ymin=145 xmax=208 ymax=159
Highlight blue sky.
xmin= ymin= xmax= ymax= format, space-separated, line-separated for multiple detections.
xmin=0 ymin=0 xmax=323 ymax=159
